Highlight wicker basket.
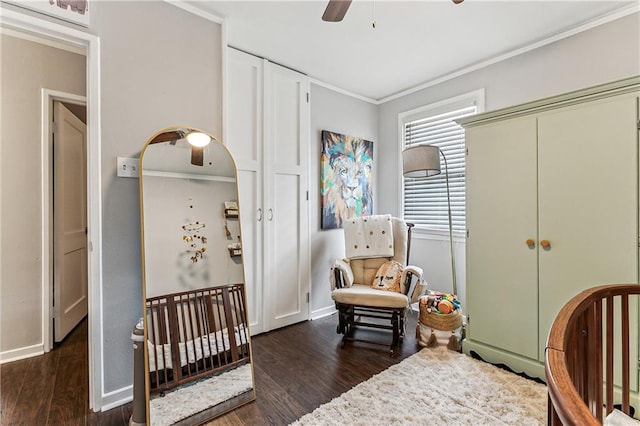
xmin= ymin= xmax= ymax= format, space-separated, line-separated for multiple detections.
xmin=418 ymin=301 xmax=463 ymax=332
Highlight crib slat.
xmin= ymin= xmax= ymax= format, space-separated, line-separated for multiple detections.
xmin=621 ymin=294 xmax=630 ymax=415
xmin=590 ymin=300 xmax=602 ymax=422
xmin=222 ymin=288 xmax=239 ymax=362
xmin=192 ymin=292 xmax=207 ymax=375
xmin=148 ymin=302 xmax=161 ymax=390
xmin=605 ymin=296 xmax=614 ymax=416
xmin=213 ymin=288 xmax=227 ymax=365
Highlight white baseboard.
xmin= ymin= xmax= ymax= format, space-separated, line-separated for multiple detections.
xmin=100 ymin=385 xmax=133 ymax=412
xmin=311 ymin=306 xmax=336 ymax=320
xmin=0 ymin=343 xmax=44 ymax=364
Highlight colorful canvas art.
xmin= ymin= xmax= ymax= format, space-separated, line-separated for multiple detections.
xmin=321 ymin=130 xmax=373 ymax=229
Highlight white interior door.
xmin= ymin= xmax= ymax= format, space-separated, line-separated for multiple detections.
xmin=226 ymin=48 xmax=265 ymax=335
xmin=537 ymin=94 xmax=639 ymax=376
xmin=53 ymin=102 xmax=88 ymax=342
xmin=465 ymin=116 xmax=539 ymax=359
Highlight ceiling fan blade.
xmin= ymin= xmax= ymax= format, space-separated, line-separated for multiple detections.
xmin=322 ymin=0 xmax=352 ymax=22
xmin=149 ymin=130 xmax=185 ymax=145
xmin=191 ymin=146 xmax=204 ymax=166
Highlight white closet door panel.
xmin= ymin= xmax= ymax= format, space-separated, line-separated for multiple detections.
xmin=237 ymin=169 xmax=264 ymax=335
xmin=266 ymin=174 xmax=308 ymax=328
xmin=264 ymin=61 xmax=310 ymax=330
xmin=466 ymin=116 xmax=539 ymax=359
xmin=537 ymin=94 xmax=639 ymax=363
xmin=227 ymin=48 xmax=263 ymax=164
xmin=270 ymin=64 xmax=304 ymax=168
xmin=226 ymin=48 xmax=265 ymax=335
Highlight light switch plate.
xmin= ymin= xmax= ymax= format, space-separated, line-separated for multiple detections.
xmin=117 ymin=157 xmax=139 ymax=178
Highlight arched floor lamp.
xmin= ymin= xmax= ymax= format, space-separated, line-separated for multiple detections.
xmin=402 ymin=144 xmax=457 ymax=296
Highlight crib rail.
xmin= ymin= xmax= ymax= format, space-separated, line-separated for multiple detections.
xmin=545 ymin=284 xmax=640 ymax=425
xmin=145 ymin=283 xmax=251 ymax=393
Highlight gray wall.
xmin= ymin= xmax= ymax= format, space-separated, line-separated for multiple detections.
xmin=375 ymin=13 xmax=640 ymax=305
xmin=0 ymin=34 xmax=86 ymax=355
xmin=309 ymin=84 xmax=378 ymax=317
xmin=89 ymin=0 xmax=223 ymax=394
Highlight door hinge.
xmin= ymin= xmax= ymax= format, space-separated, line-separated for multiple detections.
xmin=465 ymin=148 xmax=469 ymax=156
xmin=306 ymin=190 xmax=309 ymax=201
xmin=637 ymin=236 xmax=640 ymax=248
xmin=306 ymin=92 xmax=310 ymax=103
xmin=466 ymin=229 xmax=469 ymax=238
xmin=637 ymin=119 xmax=640 ymax=130
xmin=52 ymin=122 xmax=59 ymax=134
xmin=306 ymin=292 xmax=310 ymax=303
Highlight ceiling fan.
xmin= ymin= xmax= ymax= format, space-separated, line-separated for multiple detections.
xmin=322 ymin=0 xmax=464 ymax=23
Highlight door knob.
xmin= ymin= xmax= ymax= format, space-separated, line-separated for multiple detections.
xmin=540 ymin=240 xmax=551 ymax=249
xmin=526 ymin=239 xmax=535 ymax=247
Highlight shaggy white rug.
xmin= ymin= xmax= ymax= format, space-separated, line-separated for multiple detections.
xmin=150 ymin=364 xmax=253 ymax=426
xmin=291 ymin=347 xmax=547 ymax=426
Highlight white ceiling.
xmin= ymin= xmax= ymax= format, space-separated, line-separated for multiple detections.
xmin=188 ymin=0 xmax=638 ymax=102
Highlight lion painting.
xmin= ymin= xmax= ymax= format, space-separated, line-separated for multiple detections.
xmin=321 ymin=130 xmax=373 ymax=229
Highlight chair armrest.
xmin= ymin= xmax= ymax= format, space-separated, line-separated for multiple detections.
xmin=331 ymin=258 xmax=354 ymax=290
xmin=402 ymin=265 xmax=427 ymax=303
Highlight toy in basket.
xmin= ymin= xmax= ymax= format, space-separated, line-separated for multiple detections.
xmin=417 ymin=291 xmax=463 ymax=351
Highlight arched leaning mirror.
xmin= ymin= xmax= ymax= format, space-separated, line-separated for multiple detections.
xmin=139 ymin=127 xmax=254 ymax=425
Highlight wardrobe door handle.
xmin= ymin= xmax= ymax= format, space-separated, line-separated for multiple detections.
xmin=267 ymin=208 xmax=273 ymax=221
xmin=540 ymin=240 xmax=551 ymax=249
xmin=257 ymin=208 xmax=262 ymax=222
xmin=526 ymin=239 xmax=535 ymax=248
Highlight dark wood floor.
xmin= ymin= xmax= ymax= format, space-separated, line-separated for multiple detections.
xmin=1 ymin=312 xmax=421 ymax=425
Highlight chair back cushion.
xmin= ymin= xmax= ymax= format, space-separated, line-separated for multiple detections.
xmin=371 ymin=260 xmax=403 ymax=292
xmin=390 ymin=217 xmax=408 ymax=264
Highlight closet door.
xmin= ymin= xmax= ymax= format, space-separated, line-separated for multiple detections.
xmin=466 ymin=116 xmax=539 ymax=359
xmin=537 ymin=94 xmax=639 ymax=372
xmin=226 ymin=48 xmax=265 ymax=335
xmin=263 ymin=62 xmax=310 ymax=331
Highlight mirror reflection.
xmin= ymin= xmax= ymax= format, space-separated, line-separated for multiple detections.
xmin=139 ymin=127 xmax=255 ymax=425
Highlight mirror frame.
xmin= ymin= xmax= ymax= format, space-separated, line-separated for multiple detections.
xmin=138 ymin=126 xmax=255 ymax=425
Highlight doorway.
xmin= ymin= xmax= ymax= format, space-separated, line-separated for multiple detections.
xmin=1 ymin=6 xmax=103 ymax=410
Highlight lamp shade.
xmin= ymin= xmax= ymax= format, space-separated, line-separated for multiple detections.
xmin=402 ymin=144 xmax=441 ymax=178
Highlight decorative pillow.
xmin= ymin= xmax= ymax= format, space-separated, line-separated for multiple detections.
xmin=371 ymin=260 xmax=403 ymax=293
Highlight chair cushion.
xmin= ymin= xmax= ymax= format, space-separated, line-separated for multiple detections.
xmin=332 ymin=284 xmax=409 ymax=308
xmin=350 ymin=258 xmax=389 ymax=285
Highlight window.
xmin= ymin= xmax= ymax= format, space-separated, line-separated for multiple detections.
xmin=400 ymin=91 xmax=483 ymax=235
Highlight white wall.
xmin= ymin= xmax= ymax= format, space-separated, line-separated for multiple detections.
xmin=0 ymin=34 xmax=86 ymax=359
xmin=375 ymin=12 xmax=640 ymax=307
xmin=89 ymin=0 xmax=223 ymax=396
xmin=143 ymin=176 xmax=242 ymax=298
xmin=309 ymin=83 xmax=378 ymax=318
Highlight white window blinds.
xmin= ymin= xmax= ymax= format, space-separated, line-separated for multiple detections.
xmin=403 ymin=105 xmax=476 ymax=233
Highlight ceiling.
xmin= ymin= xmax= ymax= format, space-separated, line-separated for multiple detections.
xmin=189 ymin=1 xmax=638 ymax=102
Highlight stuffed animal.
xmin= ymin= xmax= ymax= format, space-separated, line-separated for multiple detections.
xmin=371 ymin=260 xmax=403 ymax=293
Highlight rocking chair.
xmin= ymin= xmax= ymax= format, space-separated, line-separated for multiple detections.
xmin=330 ymin=215 xmax=425 ymax=356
